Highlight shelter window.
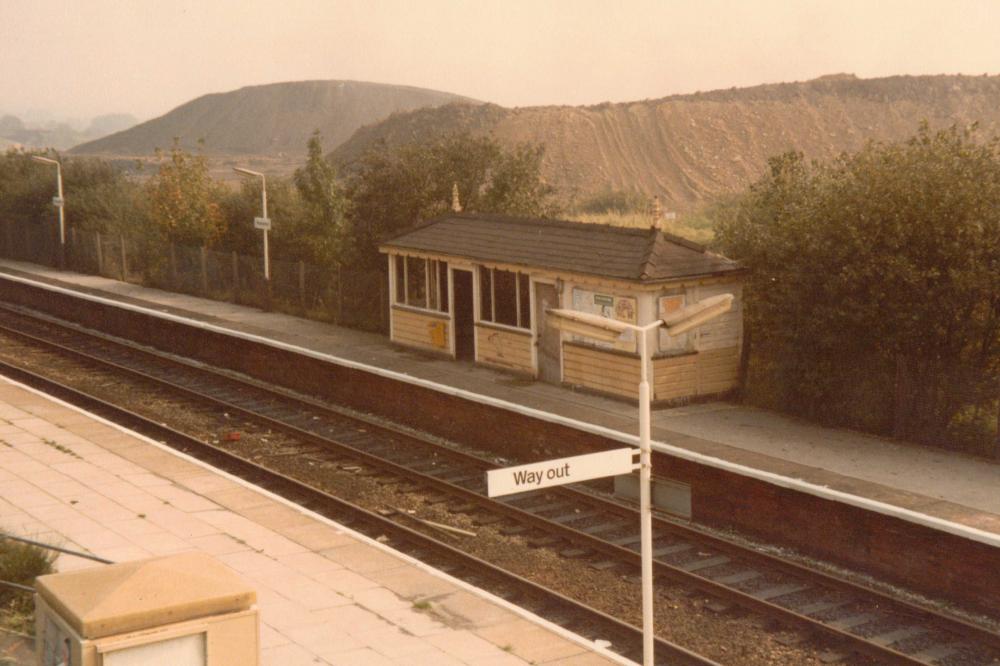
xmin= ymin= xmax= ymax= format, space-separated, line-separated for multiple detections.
xmin=480 ymin=267 xmax=531 ymax=329
xmin=394 ymin=255 xmax=448 ymax=313
xmin=406 ymin=257 xmax=426 ymax=307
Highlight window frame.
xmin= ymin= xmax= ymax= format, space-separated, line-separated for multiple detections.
xmin=393 ymin=254 xmax=448 ymax=314
xmin=478 ymin=266 xmax=531 ymax=331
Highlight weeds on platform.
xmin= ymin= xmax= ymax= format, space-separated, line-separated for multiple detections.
xmin=0 ymin=537 xmax=55 ymax=635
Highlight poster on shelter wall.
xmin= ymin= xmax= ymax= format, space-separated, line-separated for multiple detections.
xmin=658 ymin=293 xmax=690 ymax=353
xmin=570 ymin=288 xmax=636 ymax=352
xmin=614 ymin=296 xmax=636 ymax=325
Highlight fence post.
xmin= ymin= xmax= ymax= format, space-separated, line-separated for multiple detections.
xmin=169 ymin=243 xmax=178 ymax=286
xmin=379 ymin=270 xmax=387 ymax=333
xmin=200 ymin=246 xmax=209 ymax=294
xmin=231 ymin=251 xmax=239 ymax=303
xmin=893 ymin=355 xmax=909 ymax=439
xmin=994 ymin=397 xmax=1000 ymax=460
xmin=95 ymin=231 xmax=104 ymax=275
xmin=298 ymin=260 xmax=306 ymax=311
xmin=120 ymin=235 xmax=128 ymax=281
xmin=337 ymin=263 xmax=343 ymax=325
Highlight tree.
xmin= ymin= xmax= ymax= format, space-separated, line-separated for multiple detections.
xmin=289 ymin=130 xmax=345 ymax=265
xmin=146 ymin=140 xmax=225 ymax=246
xmin=714 ymin=123 xmax=1000 ymax=451
xmin=0 ymin=149 xmax=53 ymax=227
xmin=62 ymin=157 xmax=145 ymax=235
xmin=345 ymin=133 xmax=557 ymax=268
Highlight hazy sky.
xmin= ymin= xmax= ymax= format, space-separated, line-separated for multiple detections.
xmin=3 ymin=0 xmax=999 ymax=123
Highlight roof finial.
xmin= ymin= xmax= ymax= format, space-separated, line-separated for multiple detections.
xmin=451 ymin=183 xmax=462 ymax=213
xmin=651 ymin=195 xmax=663 ymax=230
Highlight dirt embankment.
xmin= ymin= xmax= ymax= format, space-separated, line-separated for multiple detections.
xmin=333 ymin=74 xmax=1000 ymax=210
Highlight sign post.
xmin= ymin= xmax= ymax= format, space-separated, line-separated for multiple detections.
xmin=542 ymin=294 xmax=735 ymax=666
xmin=233 ymin=167 xmax=271 ymax=282
xmin=487 ymin=447 xmax=643 ymax=655
xmin=31 ymin=156 xmax=65 ymax=268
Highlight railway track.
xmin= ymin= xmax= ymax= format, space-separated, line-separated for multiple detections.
xmin=0 ymin=303 xmax=998 ymax=665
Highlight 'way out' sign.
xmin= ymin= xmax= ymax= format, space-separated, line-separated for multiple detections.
xmin=486 ymin=448 xmax=636 ymax=498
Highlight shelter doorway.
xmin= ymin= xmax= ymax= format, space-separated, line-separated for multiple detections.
xmin=452 ymin=269 xmax=474 ymax=360
xmin=534 ymin=282 xmax=561 ymax=383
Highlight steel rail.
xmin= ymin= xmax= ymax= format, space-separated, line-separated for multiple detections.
xmin=0 ymin=359 xmax=719 ymax=666
xmin=0 ymin=307 xmax=998 ymax=663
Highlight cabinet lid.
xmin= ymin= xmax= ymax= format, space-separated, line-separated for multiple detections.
xmin=36 ymin=552 xmax=256 ymax=639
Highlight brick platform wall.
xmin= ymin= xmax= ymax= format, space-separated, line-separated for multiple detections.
xmin=4 ymin=275 xmax=998 ymax=617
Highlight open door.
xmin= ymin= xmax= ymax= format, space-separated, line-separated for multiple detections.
xmin=534 ymin=282 xmax=561 ymax=383
xmin=452 ymin=269 xmax=474 ymax=360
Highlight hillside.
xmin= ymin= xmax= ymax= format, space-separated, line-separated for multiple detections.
xmin=71 ymin=80 xmax=477 ymax=156
xmin=332 ymin=74 xmax=1000 ymax=209
xmin=1 ymin=113 xmax=138 ymax=151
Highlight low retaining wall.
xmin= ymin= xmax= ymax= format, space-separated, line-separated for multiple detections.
xmin=3 ymin=273 xmax=998 ymax=617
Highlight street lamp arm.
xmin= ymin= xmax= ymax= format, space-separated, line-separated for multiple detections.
xmin=545 ymin=308 xmax=633 ymax=340
xmin=663 ymin=293 xmax=733 ymax=336
xmin=232 ymin=167 xmax=264 ymax=178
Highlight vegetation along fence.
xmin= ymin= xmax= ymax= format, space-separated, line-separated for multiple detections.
xmin=0 ymin=219 xmax=387 ymax=333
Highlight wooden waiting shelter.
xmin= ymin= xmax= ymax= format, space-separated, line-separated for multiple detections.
xmin=379 ymin=212 xmax=746 ymax=403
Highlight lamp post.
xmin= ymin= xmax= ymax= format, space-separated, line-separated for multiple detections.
xmin=545 ymin=293 xmax=734 ymax=666
xmin=232 ymin=167 xmax=270 ymax=281
xmin=31 ymin=155 xmax=65 ymax=268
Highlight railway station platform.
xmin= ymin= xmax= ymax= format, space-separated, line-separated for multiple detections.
xmin=0 ymin=375 xmax=623 ymax=666
xmin=1 ymin=258 xmax=998 ymax=537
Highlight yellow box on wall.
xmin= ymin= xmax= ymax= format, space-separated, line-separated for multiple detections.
xmin=428 ymin=321 xmax=447 ymax=348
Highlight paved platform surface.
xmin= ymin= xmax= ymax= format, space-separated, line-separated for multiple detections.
xmin=0 ymin=376 xmax=622 ymax=666
xmin=2 ymin=259 xmax=999 ymax=537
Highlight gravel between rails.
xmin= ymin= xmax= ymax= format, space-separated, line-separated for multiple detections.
xmin=0 ymin=330 xmax=882 ymax=665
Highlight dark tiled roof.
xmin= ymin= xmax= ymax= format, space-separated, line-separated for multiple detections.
xmin=380 ymin=213 xmax=743 ymax=283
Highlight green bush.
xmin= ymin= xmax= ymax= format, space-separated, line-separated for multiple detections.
xmin=714 ymin=123 xmax=1000 ymax=453
xmin=0 ymin=538 xmax=55 ymax=635
xmin=575 ymin=188 xmax=646 ymax=215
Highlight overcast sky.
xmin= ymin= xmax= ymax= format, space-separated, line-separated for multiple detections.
xmin=2 ymin=0 xmax=999 ymax=123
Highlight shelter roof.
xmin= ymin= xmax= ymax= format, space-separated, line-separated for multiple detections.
xmin=380 ymin=213 xmax=743 ymax=283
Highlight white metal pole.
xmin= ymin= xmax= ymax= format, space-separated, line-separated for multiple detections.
xmin=263 ymin=228 xmax=270 ymax=281
xmin=260 ymin=174 xmax=270 ymax=282
xmin=261 ymin=175 xmax=268 ymax=221
xmin=638 ymin=326 xmax=654 ymax=666
xmin=32 ymin=156 xmax=65 ymax=266
xmin=55 ymin=162 xmax=65 ymax=247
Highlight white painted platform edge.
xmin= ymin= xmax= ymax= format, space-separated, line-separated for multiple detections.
xmin=0 ymin=373 xmax=634 ymax=666
xmin=5 ymin=269 xmax=1000 ymax=550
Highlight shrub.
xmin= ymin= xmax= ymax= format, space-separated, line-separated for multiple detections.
xmin=0 ymin=538 xmax=55 ymax=635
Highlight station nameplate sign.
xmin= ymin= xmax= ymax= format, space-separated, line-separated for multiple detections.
xmin=254 ymin=217 xmax=271 ymax=230
xmin=487 ymin=448 xmax=636 ymax=498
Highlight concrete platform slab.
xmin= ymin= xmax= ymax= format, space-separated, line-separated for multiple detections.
xmin=0 ymin=375 xmax=624 ymax=665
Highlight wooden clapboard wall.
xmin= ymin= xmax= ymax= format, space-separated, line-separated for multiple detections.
xmin=653 ymin=346 xmax=739 ymax=401
xmin=475 ymin=324 xmax=533 ymax=374
xmin=391 ymin=307 xmax=451 ymax=354
xmin=561 ymin=279 xmax=742 ymax=402
xmin=563 ymin=342 xmax=641 ymax=399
